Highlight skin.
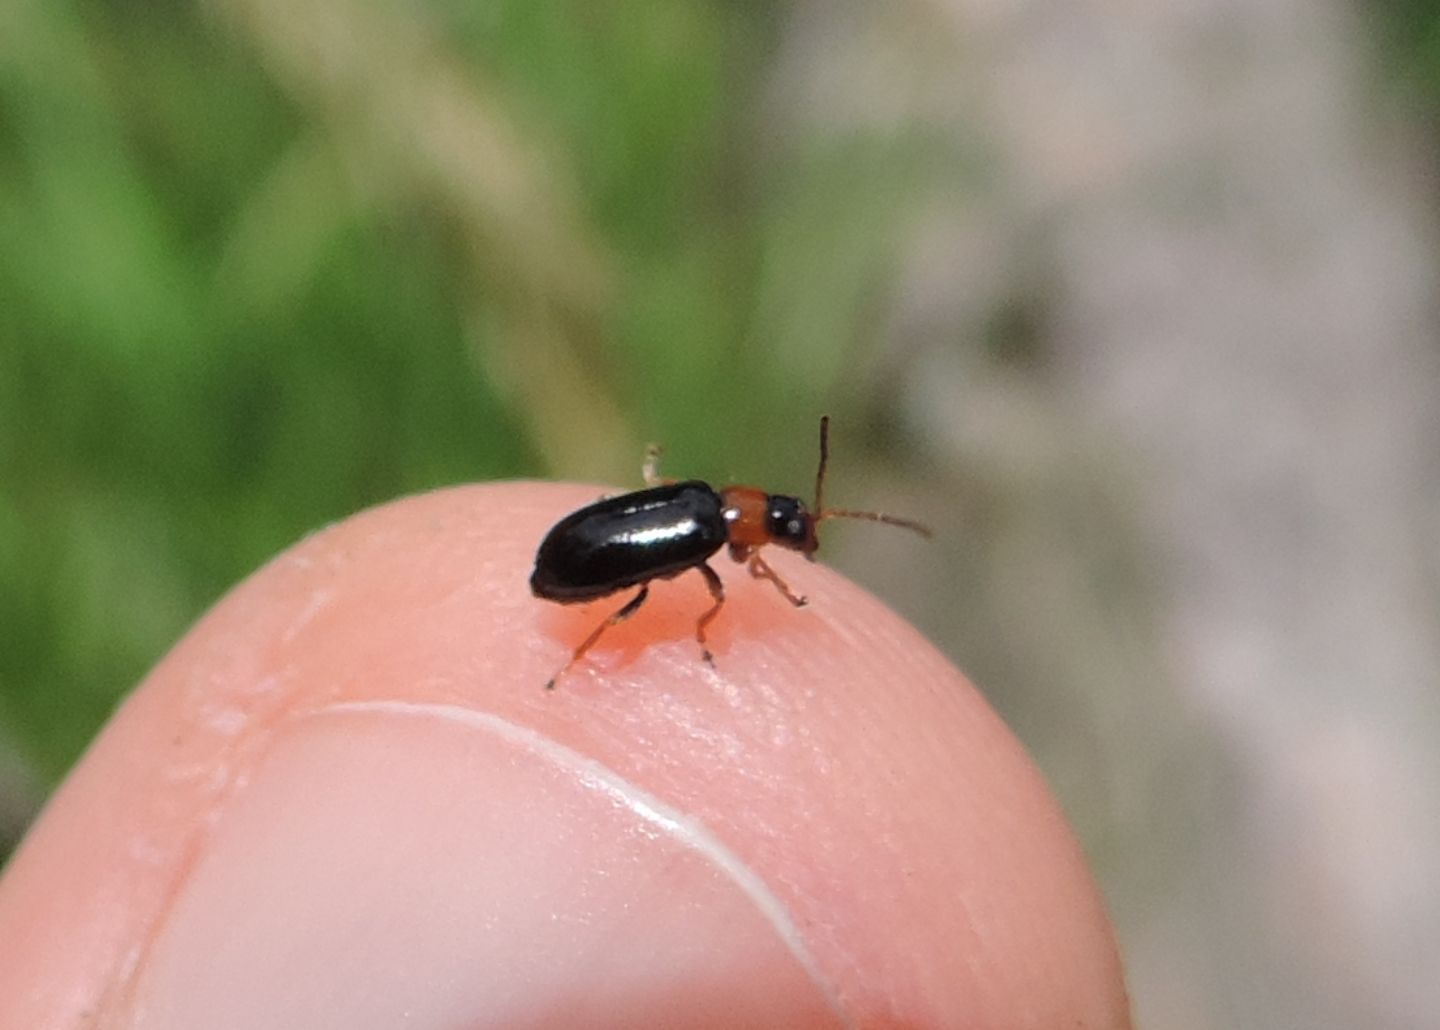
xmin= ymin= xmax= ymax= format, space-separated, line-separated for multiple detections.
xmin=0 ymin=481 xmax=1130 ymax=1029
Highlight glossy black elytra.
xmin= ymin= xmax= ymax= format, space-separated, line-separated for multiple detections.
xmin=530 ymin=416 xmax=930 ymax=689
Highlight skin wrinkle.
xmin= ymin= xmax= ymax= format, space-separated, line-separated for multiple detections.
xmin=311 ymin=698 xmax=853 ymax=1028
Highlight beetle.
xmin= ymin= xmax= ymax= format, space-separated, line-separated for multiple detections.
xmin=530 ymin=415 xmax=930 ymax=689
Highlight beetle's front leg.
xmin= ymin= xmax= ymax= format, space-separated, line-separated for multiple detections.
xmin=747 ymin=553 xmax=807 ymax=607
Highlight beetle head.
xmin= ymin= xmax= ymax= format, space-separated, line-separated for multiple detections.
xmin=765 ymin=494 xmax=820 ymax=559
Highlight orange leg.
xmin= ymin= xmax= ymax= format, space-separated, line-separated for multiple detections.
xmin=694 ymin=562 xmax=726 ymax=666
xmin=546 ymin=585 xmax=649 ymax=690
xmin=747 ymin=553 xmax=807 ymax=607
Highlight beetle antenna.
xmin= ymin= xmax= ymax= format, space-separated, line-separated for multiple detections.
xmin=818 ymin=507 xmax=933 ymax=538
xmin=812 ymin=416 xmax=931 ymax=538
xmin=813 ymin=415 xmax=831 ymax=516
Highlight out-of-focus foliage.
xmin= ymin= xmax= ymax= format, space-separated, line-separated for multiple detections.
xmin=0 ymin=0 xmax=949 ymax=797
xmin=1372 ymin=1 xmax=1440 ymax=95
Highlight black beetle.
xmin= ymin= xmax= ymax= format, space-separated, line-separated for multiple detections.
xmin=531 ymin=416 xmax=929 ymax=689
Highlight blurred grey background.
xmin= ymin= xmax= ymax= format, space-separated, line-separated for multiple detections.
xmin=3 ymin=1 xmax=1438 ymax=1026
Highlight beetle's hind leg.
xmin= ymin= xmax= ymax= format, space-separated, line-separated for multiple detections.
xmin=546 ymin=585 xmax=650 ymax=690
xmin=694 ymin=562 xmax=726 ymax=666
xmin=642 ymin=444 xmax=674 ymax=487
xmin=747 ymin=553 xmax=807 ymax=607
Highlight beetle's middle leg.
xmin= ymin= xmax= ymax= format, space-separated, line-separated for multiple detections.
xmin=546 ymin=585 xmax=649 ymax=690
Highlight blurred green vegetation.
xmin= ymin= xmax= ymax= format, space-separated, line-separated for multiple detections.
xmin=1374 ymin=1 xmax=1440 ymax=82
xmin=0 ymin=0 xmax=956 ymax=836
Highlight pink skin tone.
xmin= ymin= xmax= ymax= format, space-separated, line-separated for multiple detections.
xmin=0 ymin=482 xmax=1129 ymax=1029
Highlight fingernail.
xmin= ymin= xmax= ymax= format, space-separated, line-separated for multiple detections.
xmin=125 ymin=704 xmax=845 ymax=1028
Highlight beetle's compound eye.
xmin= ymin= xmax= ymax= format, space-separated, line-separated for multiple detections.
xmin=766 ymin=495 xmax=810 ymax=549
